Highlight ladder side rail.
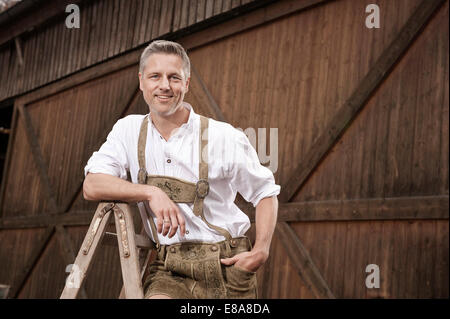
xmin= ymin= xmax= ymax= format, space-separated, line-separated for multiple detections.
xmin=114 ymin=203 xmax=144 ymax=299
xmin=60 ymin=202 xmax=114 ymax=299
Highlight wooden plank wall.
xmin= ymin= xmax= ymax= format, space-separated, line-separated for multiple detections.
xmin=0 ymin=0 xmax=265 ymax=102
xmin=186 ymin=0 xmax=449 ymax=298
xmin=0 ymin=0 xmax=448 ymax=298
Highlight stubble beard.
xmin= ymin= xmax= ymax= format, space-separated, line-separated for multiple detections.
xmin=148 ymin=95 xmax=184 ymax=117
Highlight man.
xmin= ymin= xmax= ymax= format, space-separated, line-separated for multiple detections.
xmin=83 ymin=40 xmax=280 ymax=299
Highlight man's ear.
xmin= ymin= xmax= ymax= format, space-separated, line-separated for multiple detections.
xmin=138 ymin=72 xmax=143 ymax=91
xmin=185 ymin=76 xmax=190 ymax=93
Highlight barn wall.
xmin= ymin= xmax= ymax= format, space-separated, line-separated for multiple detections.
xmin=186 ymin=0 xmax=448 ymax=298
xmin=0 ymin=0 xmax=448 ymax=298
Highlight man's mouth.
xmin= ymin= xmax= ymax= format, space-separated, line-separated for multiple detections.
xmin=155 ymin=95 xmax=173 ymax=100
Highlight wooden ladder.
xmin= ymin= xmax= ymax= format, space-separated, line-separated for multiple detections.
xmin=60 ymin=202 xmax=154 ymax=299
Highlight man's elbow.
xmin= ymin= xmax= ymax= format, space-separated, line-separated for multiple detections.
xmin=261 ymin=195 xmax=278 ymax=206
xmin=83 ymin=174 xmax=98 ymax=201
xmin=255 ymin=195 xmax=278 ymax=212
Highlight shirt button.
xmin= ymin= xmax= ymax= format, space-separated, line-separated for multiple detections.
xmin=185 ymin=230 xmax=189 ymax=235
xmin=167 ymin=159 xmax=171 ymax=163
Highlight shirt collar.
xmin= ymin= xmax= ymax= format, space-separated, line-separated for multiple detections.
xmin=179 ymin=102 xmax=196 ymax=130
xmin=147 ymin=101 xmax=197 ymax=138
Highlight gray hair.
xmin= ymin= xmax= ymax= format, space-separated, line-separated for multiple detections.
xmin=139 ymin=40 xmax=191 ymax=79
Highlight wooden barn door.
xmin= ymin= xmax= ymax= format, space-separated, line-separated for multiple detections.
xmin=183 ymin=0 xmax=449 ymax=298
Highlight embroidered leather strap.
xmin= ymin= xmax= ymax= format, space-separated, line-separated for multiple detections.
xmin=195 ymin=116 xmax=233 ymax=249
xmin=137 ymin=115 xmax=235 ymax=250
xmin=137 ymin=116 xmax=148 ymax=185
xmin=137 ymin=116 xmax=160 ymax=248
xmin=193 ymin=115 xmax=209 ymax=217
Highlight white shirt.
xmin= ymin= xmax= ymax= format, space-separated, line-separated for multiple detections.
xmin=84 ymin=103 xmax=280 ymax=245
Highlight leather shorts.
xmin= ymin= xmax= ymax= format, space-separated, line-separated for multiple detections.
xmin=143 ymin=236 xmax=258 ymax=299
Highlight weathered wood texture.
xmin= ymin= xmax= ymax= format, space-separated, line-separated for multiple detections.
xmin=291 ymin=220 xmax=449 ymax=298
xmin=0 ymin=0 xmax=270 ymax=102
xmin=187 ymin=0 xmax=448 ymax=298
xmin=0 ymin=0 xmax=448 ymax=299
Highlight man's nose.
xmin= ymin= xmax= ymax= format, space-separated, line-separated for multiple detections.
xmin=159 ymin=76 xmax=170 ymax=90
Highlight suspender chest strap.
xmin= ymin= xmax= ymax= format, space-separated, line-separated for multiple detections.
xmin=137 ymin=114 xmax=234 ymax=252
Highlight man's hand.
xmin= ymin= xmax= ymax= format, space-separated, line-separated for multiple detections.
xmin=220 ymin=248 xmax=269 ymax=272
xmin=220 ymin=196 xmax=278 ymax=273
xmin=146 ymin=186 xmax=186 ymax=238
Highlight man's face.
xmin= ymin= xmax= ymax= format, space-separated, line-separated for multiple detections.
xmin=139 ymin=53 xmax=190 ymax=116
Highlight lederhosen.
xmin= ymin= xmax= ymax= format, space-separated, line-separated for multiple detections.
xmin=138 ymin=115 xmax=257 ymax=299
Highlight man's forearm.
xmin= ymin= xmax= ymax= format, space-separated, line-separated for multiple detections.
xmin=83 ymin=173 xmax=154 ymax=203
xmin=253 ymin=195 xmax=278 ymax=255
xmin=84 ymin=173 xmax=187 ymax=238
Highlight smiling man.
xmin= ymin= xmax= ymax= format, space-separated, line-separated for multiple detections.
xmin=83 ymin=40 xmax=280 ymax=299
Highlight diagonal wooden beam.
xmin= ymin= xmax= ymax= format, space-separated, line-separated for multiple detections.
xmin=60 ymin=85 xmax=142 ymax=213
xmin=276 ymin=221 xmax=335 ymax=298
xmin=190 ymin=64 xmax=227 ymax=122
xmin=9 ymin=225 xmax=55 ymax=298
xmin=17 ymin=104 xmax=58 ymax=212
xmin=280 ymin=0 xmax=447 ymax=203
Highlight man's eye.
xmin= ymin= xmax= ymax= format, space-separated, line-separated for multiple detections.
xmin=149 ymin=75 xmax=158 ymax=79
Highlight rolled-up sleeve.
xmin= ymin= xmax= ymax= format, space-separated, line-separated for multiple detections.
xmin=229 ymin=130 xmax=280 ymax=207
xmin=84 ymin=119 xmax=129 ymax=180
